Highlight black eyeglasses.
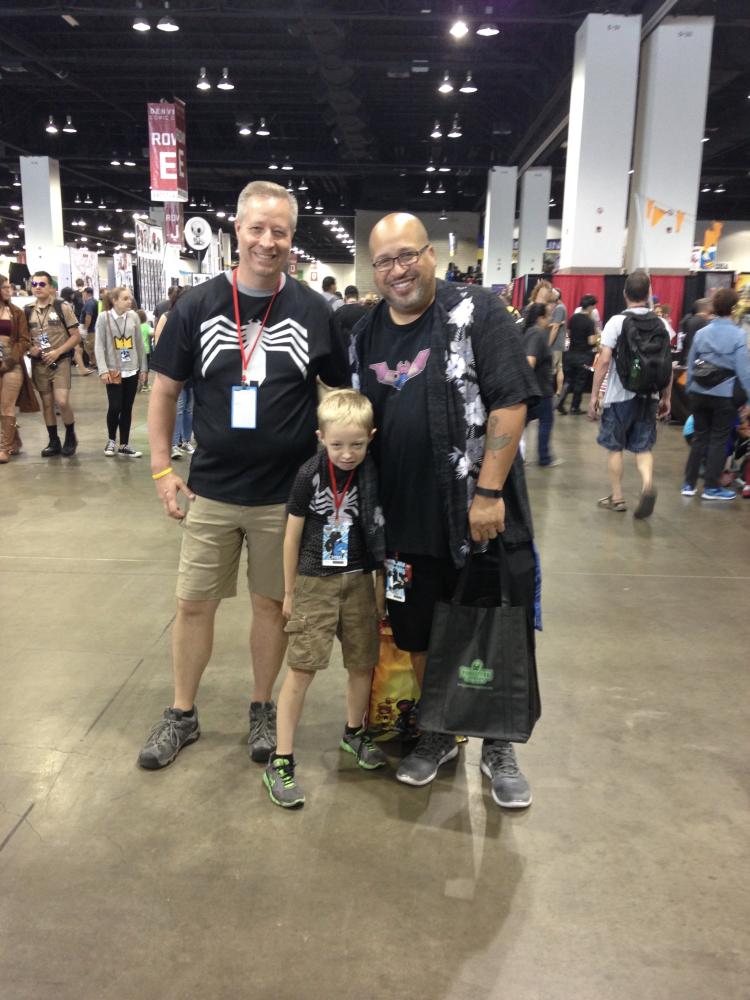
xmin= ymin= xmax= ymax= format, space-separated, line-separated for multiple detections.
xmin=372 ymin=244 xmax=430 ymax=273
xmin=31 ymin=280 xmax=48 ymax=288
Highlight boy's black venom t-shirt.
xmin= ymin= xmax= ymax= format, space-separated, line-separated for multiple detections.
xmin=150 ymin=273 xmax=349 ymax=506
xmin=287 ymin=451 xmax=367 ymax=577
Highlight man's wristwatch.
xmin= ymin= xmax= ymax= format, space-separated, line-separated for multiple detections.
xmin=474 ymin=486 xmax=504 ymax=499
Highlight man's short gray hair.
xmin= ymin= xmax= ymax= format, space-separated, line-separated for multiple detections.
xmin=236 ymin=180 xmax=298 ymax=232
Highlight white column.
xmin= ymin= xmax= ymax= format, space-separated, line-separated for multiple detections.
xmin=20 ymin=156 xmax=65 ymax=274
xmin=518 ymin=168 xmax=551 ymax=275
xmin=558 ymin=13 xmax=641 ymax=273
xmin=625 ymin=18 xmax=714 ymax=272
xmin=481 ymin=166 xmax=517 ymax=288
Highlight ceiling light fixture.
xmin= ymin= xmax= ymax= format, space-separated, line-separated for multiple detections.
xmin=476 ymin=23 xmax=500 ymax=37
xmin=123 ymin=155 xmax=136 ymax=167
xmin=110 ymin=154 xmax=121 ymax=166
xmin=323 ymin=218 xmax=331 ymax=227
xmin=715 ymin=183 xmax=726 ymax=193
xmin=45 ymin=115 xmax=58 ymax=134
xmin=315 ymin=200 xmax=323 ymax=213
xmin=423 ymin=182 xmax=432 ymax=194
xmin=426 ymin=158 xmax=436 ymax=173
xmin=199 ymin=195 xmax=208 ymax=207
xmin=448 ymin=115 xmax=462 ymax=139
xmin=281 ymin=156 xmax=293 ymax=170
xmin=98 ymin=197 xmax=106 ymax=209
xmin=84 ymin=193 xmax=93 ymax=204
xmin=459 ymin=71 xmax=477 ymax=94
xmin=439 ymin=209 xmax=448 ymax=221
xmin=286 ymin=180 xmax=294 ymax=192
xmin=133 ymin=1 xmax=151 ymax=31
xmin=196 ymin=67 xmax=211 ymax=91
xmin=304 ymin=199 xmax=312 ymax=210
xmin=298 ymin=178 xmax=308 ymax=191
xmin=268 ymin=157 xmax=278 ymax=170
xmin=9 ymin=203 xmax=20 ymax=212
xmin=430 ymin=120 xmax=443 ymax=140
xmin=238 ymin=122 xmax=253 ymax=136
xmin=436 ymin=181 xmax=446 ymax=195
xmin=62 ymin=115 xmax=77 ymax=133
xmin=438 ymin=160 xmax=451 ymax=173
xmin=74 ymin=192 xmax=81 ymax=204
xmin=157 ymin=1 xmax=179 ymax=32
xmin=701 ymin=136 xmax=709 ymax=143
xmin=189 ymin=196 xmax=197 ymax=207
xmin=256 ymin=117 xmax=270 ymax=136
xmin=217 ymin=67 xmax=234 ymax=91
xmin=701 ymin=185 xmax=711 ymax=193
xmin=12 ymin=174 xmax=21 ymax=187
xmin=438 ymin=71 xmax=454 ymax=95
xmin=450 ymin=8 xmax=469 ymax=39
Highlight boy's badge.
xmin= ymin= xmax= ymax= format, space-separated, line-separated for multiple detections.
xmin=322 ymin=519 xmax=350 ymax=567
xmin=385 ymin=558 xmax=410 ymax=603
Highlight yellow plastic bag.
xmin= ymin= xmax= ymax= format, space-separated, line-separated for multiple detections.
xmin=368 ymin=622 xmax=419 ymax=740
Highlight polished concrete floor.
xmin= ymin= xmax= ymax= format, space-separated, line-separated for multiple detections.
xmin=1 ymin=376 xmax=748 ymax=1000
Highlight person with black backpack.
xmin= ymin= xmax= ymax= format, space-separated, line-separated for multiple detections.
xmin=588 ymin=270 xmax=672 ymax=518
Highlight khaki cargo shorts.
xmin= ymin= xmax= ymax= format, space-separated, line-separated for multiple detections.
xmin=284 ymin=572 xmax=379 ymax=673
xmin=176 ymin=494 xmax=285 ymax=602
xmin=31 ymin=357 xmax=72 ymax=392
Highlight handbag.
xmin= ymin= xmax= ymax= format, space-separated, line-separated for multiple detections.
xmin=692 ymin=357 xmax=734 ymax=388
xmin=368 ymin=621 xmax=420 ymax=740
xmin=417 ymin=543 xmax=541 ymax=743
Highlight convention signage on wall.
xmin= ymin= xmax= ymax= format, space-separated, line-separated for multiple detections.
xmin=147 ymin=99 xmax=188 ymax=202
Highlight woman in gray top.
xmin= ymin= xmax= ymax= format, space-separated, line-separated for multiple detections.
xmin=94 ymin=286 xmax=147 ymax=457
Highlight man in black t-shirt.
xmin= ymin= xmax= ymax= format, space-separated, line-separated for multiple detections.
xmin=354 ymin=212 xmax=540 ymax=808
xmin=138 ymin=180 xmax=348 ymax=772
xmin=679 ymin=298 xmax=711 ymax=367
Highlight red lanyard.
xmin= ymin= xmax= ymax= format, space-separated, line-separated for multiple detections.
xmin=328 ymin=458 xmax=355 ymax=521
xmin=232 ymin=268 xmax=281 ymax=384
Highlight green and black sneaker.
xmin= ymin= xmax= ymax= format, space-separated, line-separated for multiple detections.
xmin=340 ymin=728 xmax=388 ymax=770
xmin=263 ymin=755 xmax=305 ymax=808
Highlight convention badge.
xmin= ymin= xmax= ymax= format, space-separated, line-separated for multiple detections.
xmin=385 ymin=558 xmax=409 ymax=603
xmin=231 ymin=384 xmax=258 ymax=429
xmin=40 ymin=333 xmax=51 ymax=350
xmin=322 ymin=519 xmax=350 ymax=567
xmin=120 ymin=349 xmax=131 ymax=364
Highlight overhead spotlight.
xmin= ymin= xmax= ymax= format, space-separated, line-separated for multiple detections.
xmin=98 ymin=196 xmax=106 ymax=208
xmin=217 ymin=67 xmax=234 ymax=91
xmin=157 ymin=1 xmax=179 ymax=31
xmin=315 ymin=200 xmax=323 ymax=213
xmin=701 ymin=185 xmax=711 ymax=193
xmin=62 ymin=115 xmax=77 ymax=133
xmin=79 ymin=236 xmax=88 ymax=242
xmin=84 ymin=192 xmax=93 ymax=204
xmin=256 ymin=117 xmax=270 ymax=136
xmin=133 ymin=0 xmax=151 ymax=31
xmin=449 ymin=8 xmax=469 ymax=38
xmin=189 ymin=195 xmax=197 ymax=207
xmin=426 ymin=158 xmax=436 ymax=173
xmin=323 ymin=218 xmax=332 ymax=227
xmin=228 ymin=214 xmax=236 ymax=222
xmin=628 ymin=169 xmax=635 ymax=175
xmin=436 ymin=181 xmax=446 ymax=195
xmin=304 ymin=199 xmax=312 ymax=211
xmin=216 ymin=209 xmax=226 ymax=218
xmin=196 ymin=67 xmax=211 ymax=91
xmin=438 ymin=71 xmax=454 ymax=94
xmin=238 ymin=122 xmax=253 ymax=136
xmin=110 ymin=154 xmax=121 ymax=166
xmin=45 ymin=115 xmax=59 ymax=134
xmin=476 ymin=23 xmax=500 ymax=37
xmin=448 ymin=115 xmax=462 ymax=139
xmin=439 ymin=209 xmax=448 ymax=221
xmin=459 ymin=71 xmax=477 ymax=94
xmin=715 ymin=183 xmax=726 ymax=193
xmin=12 ymin=174 xmax=21 ymax=187
xmin=549 ymin=199 xmax=556 ymax=207
xmin=268 ymin=157 xmax=278 ymax=170
xmin=430 ymin=120 xmax=443 ymax=140
xmin=422 ymin=182 xmax=432 ymax=194
xmin=71 ymin=219 xmax=80 ymax=227
xmin=78 ymin=218 xmax=87 ymax=227
xmin=298 ymin=178 xmax=309 ymax=191
xmin=281 ymin=156 xmax=293 ymax=170
xmin=9 ymin=203 xmax=20 ymax=212
xmin=123 ymin=155 xmax=136 ymax=167
xmin=286 ymin=179 xmax=294 ymax=192
xmin=438 ymin=159 xmax=451 ymax=173
xmin=701 ymin=136 xmax=710 ymax=143
xmin=115 ymin=207 xmax=123 ymax=213
xmin=199 ymin=195 xmax=208 ymax=207
xmin=74 ymin=192 xmax=82 ymax=204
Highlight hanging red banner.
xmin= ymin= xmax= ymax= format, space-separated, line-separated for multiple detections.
xmin=164 ymin=202 xmax=184 ymax=245
xmin=147 ymin=99 xmax=188 ymax=202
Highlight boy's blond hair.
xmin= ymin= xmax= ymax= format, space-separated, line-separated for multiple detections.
xmin=317 ymin=389 xmax=374 ymax=433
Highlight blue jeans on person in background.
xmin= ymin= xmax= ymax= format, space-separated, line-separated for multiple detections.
xmin=526 ymin=396 xmax=554 ymax=465
xmin=172 ymin=384 xmax=194 ymax=447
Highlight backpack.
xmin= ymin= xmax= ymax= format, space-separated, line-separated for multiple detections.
xmin=614 ymin=311 xmax=672 ymax=395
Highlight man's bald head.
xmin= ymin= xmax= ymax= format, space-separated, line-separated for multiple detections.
xmin=368 ymin=212 xmax=436 ymax=324
xmin=368 ymin=213 xmax=430 ymax=257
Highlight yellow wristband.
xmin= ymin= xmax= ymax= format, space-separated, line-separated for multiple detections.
xmin=151 ymin=466 xmax=173 ymax=480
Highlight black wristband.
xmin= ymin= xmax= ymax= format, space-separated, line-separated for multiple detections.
xmin=474 ymin=486 xmax=504 ymax=499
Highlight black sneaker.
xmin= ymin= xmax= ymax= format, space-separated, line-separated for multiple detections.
xmin=248 ymin=701 xmax=277 ymax=762
xmin=137 ymin=707 xmax=200 ymax=770
xmin=340 ymin=728 xmax=388 ymax=770
xmin=395 ymin=730 xmax=458 ymax=787
xmin=480 ymin=740 xmax=532 ymax=808
xmin=41 ymin=439 xmax=62 ymax=457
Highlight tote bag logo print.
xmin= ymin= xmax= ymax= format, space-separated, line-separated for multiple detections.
xmin=457 ymin=658 xmax=493 ymax=688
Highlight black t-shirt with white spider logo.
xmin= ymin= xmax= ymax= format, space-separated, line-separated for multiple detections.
xmin=150 ymin=272 xmax=349 ymax=506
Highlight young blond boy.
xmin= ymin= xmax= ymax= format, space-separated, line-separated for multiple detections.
xmin=264 ymin=389 xmax=387 ymax=808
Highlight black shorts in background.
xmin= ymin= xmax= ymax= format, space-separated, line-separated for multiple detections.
xmin=386 ymin=541 xmax=536 ymax=652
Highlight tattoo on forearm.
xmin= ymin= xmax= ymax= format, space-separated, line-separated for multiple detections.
xmin=486 ymin=416 xmax=511 ymax=451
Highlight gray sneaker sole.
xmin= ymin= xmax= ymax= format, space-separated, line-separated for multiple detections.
xmin=339 ymin=739 xmax=387 ymax=770
xmin=263 ymin=771 xmax=305 ymax=808
xmin=480 ymin=759 xmax=533 ymax=808
xmin=396 ymin=743 xmax=458 ymax=787
xmin=137 ymin=729 xmax=200 ymax=771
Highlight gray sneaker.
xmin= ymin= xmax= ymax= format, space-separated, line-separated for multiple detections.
xmin=248 ymin=701 xmax=277 ymax=763
xmin=137 ymin=707 xmax=200 ymax=770
xmin=340 ymin=729 xmax=388 ymax=770
xmin=480 ymin=740 xmax=532 ymax=808
xmin=395 ymin=730 xmax=458 ymax=787
xmin=263 ymin=756 xmax=305 ymax=808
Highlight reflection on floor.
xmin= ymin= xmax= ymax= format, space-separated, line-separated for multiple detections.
xmin=1 ymin=378 xmax=748 ymax=1000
